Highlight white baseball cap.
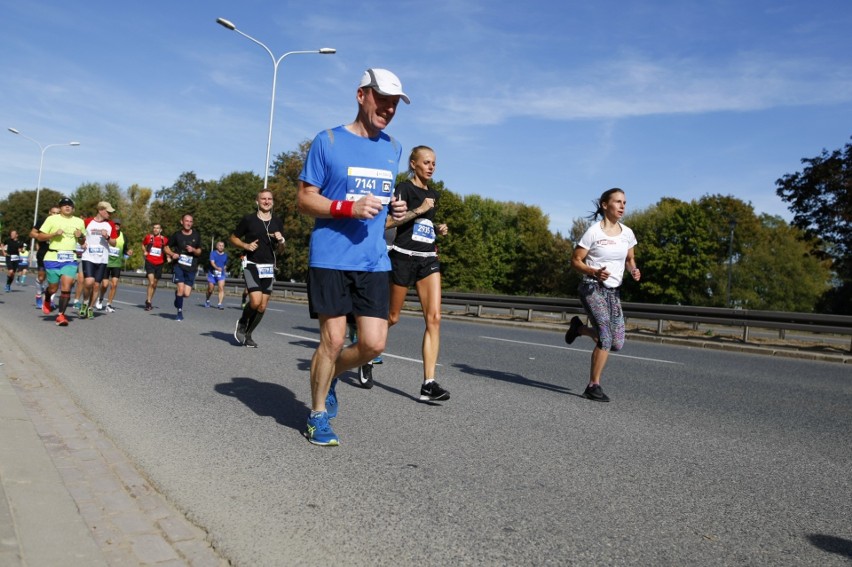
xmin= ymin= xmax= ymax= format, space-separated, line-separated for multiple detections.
xmin=359 ymin=68 xmax=410 ymax=104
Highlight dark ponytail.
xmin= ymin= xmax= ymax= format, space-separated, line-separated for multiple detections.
xmin=587 ymin=187 xmax=624 ymax=221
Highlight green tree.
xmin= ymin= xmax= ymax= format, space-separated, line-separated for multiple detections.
xmin=626 ymin=198 xmax=715 ymax=304
xmin=511 ymin=204 xmax=559 ymax=295
xmin=71 ymin=182 xmax=123 ymax=217
xmin=120 ymin=184 xmax=154 ymax=271
xmin=733 ymin=215 xmax=830 ymax=311
xmin=270 ymin=143 xmax=312 ymax=281
xmin=775 ymin=138 xmax=852 ymax=314
xmin=696 ymin=194 xmax=761 ymax=263
xmin=196 ymin=171 xmax=263 ymax=274
xmin=0 ymin=188 xmax=64 ymax=241
xmin=696 ymin=195 xmax=763 ymax=307
xmin=550 ymin=234 xmax=580 ymax=297
xmin=151 ymin=171 xmax=208 ymax=236
xmin=464 ymin=195 xmax=519 ymax=292
xmin=435 ymin=190 xmax=490 ymax=291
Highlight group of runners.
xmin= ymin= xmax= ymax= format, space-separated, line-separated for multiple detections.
xmin=10 ymin=192 xmax=290 ymax=351
xmin=295 ymin=68 xmax=639 ymax=446
xmin=5 ymin=67 xmax=640 ymax=447
xmin=2 ymin=230 xmax=30 ymax=292
xmin=21 ymin=199 xmax=126 ymax=325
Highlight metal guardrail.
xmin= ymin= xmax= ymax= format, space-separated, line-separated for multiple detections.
xmin=119 ymin=273 xmax=852 ymax=351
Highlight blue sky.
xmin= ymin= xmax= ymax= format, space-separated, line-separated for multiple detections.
xmin=2 ymin=0 xmax=851 ymax=236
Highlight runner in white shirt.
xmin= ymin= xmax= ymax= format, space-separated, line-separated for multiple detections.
xmin=565 ymin=188 xmax=641 ymax=402
xmin=79 ymin=202 xmax=118 ymax=319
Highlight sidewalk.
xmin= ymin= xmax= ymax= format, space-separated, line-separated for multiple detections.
xmin=0 ymin=328 xmax=228 ymax=566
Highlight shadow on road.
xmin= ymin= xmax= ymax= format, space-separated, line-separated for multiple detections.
xmin=807 ymin=534 xmax=852 ymax=559
xmin=201 ymin=330 xmax=240 ymax=345
xmin=336 ymin=371 xmax=425 ymax=403
xmin=292 ymin=325 xmax=320 ymax=336
xmin=296 ymin=357 xmax=312 ymax=372
xmin=452 ymin=362 xmax=580 ymax=396
xmin=289 ymin=339 xmax=320 ymax=351
xmin=214 ymin=377 xmax=307 ymax=432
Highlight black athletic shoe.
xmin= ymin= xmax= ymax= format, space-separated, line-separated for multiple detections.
xmin=244 ymin=335 xmax=258 ymax=348
xmin=358 ymin=363 xmax=374 ymax=389
xmin=234 ymin=320 xmax=247 ymax=345
xmin=565 ymin=316 xmax=583 ymax=345
xmin=420 ymin=380 xmax=450 ymax=402
xmin=583 ymin=384 xmax=610 ymax=402
xmin=144 ymin=301 xmax=152 ymax=311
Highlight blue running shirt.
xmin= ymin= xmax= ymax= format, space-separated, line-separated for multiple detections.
xmin=300 ymin=126 xmax=401 ymax=271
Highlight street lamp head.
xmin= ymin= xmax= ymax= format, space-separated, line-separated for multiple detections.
xmin=319 ymin=48 xmax=336 ymax=54
xmin=8 ymin=127 xmax=20 ymax=134
xmin=216 ymin=17 xmax=236 ymax=30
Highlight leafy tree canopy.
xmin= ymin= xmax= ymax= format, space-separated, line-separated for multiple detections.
xmin=776 ymin=138 xmax=852 ymax=313
xmin=1 ymin=140 xmax=840 ymax=313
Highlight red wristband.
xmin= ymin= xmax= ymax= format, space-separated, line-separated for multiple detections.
xmin=330 ymin=200 xmax=354 ymax=219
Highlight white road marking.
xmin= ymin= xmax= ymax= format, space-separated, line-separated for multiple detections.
xmin=481 ymin=336 xmax=684 ymax=365
xmin=273 ymin=332 xmax=435 ymax=365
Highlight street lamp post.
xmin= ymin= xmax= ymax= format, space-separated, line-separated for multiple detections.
xmin=216 ymin=17 xmax=335 ymax=189
xmin=726 ymin=219 xmax=737 ymax=308
xmin=7 ymin=127 xmax=80 ymax=258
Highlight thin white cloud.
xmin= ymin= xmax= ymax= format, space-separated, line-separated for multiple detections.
xmin=432 ymin=53 xmax=852 ymax=126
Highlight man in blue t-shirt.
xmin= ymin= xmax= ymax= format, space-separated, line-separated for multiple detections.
xmin=205 ymin=241 xmax=228 ymax=309
xmin=297 ymin=68 xmax=409 ymax=446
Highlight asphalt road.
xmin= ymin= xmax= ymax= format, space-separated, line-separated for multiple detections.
xmin=2 ymin=283 xmax=850 ymax=566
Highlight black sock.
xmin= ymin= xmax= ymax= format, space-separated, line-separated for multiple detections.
xmin=246 ymin=309 xmax=265 ymax=335
xmin=240 ymin=303 xmax=256 ymax=326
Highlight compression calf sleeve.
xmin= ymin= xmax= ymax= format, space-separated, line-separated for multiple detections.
xmin=246 ymin=310 xmax=265 ymax=335
xmin=58 ymin=291 xmax=71 ymax=313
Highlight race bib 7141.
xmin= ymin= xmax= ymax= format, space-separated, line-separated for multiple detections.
xmin=345 ymin=167 xmax=393 ymax=205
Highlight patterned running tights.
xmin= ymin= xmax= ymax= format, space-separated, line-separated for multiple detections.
xmin=578 ymin=280 xmax=625 ymax=352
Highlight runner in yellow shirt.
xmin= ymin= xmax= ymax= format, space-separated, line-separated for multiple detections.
xmin=36 ymin=197 xmax=85 ymax=326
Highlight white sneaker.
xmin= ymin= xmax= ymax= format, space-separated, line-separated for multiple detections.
xmin=105 ymin=304 xmax=115 ymax=313
xmin=95 ymin=300 xmax=103 ymax=310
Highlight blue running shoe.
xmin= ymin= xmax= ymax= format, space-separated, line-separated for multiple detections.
xmin=35 ymin=296 xmax=43 ymax=309
xmin=325 ymin=378 xmax=339 ymax=419
xmin=176 ymin=310 xmax=184 ymax=321
xmin=372 ymin=354 xmax=383 ymax=364
xmin=305 ymin=412 xmax=339 ymax=446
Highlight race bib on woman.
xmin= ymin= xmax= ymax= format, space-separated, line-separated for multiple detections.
xmin=411 ymin=219 xmax=436 ymax=243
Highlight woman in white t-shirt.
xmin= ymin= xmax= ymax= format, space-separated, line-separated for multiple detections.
xmin=565 ymin=188 xmax=641 ymax=402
